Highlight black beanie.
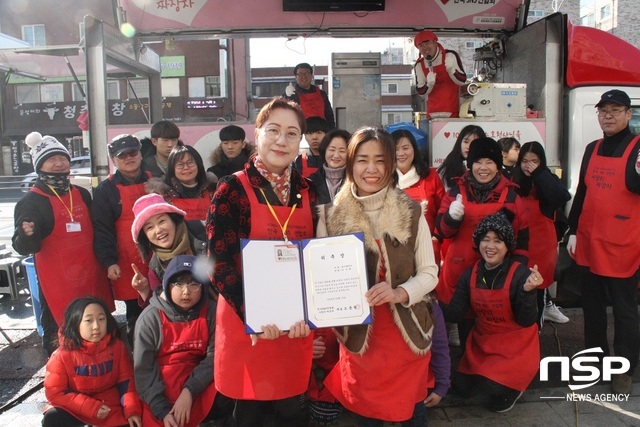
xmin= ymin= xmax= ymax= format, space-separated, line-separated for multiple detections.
xmin=466 ymin=137 xmax=503 ymax=169
xmin=472 ymin=209 xmax=516 ymax=251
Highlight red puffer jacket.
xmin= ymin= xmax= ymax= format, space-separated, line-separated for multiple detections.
xmin=44 ymin=335 xmax=141 ymax=426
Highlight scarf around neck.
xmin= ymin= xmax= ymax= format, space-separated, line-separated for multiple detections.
xmin=38 ymin=172 xmax=71 ymax=194
xmin=397 ymin=166 xmax=420 ymax=189
xmin=153 ymin=221 xmax=193 ymax=268
xmin=467 ymin=172 xmax=500 ymax=203
xmin=323 ymin=164 xmax=346 ymax=201
xmin=254 ymin=156 xmax=292 ymax=205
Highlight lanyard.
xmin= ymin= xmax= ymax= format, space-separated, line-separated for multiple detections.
xmin=47 ymin=185 xmax=74 ymax=222
xmin=259 ymin=188 xmax=298 ymax=242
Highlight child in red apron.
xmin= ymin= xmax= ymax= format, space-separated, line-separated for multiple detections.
xmin=441 ymin=210 xmax=542 ymax=413
xmin=133 ymin=255 xmax=232 ymax=427
xmin=43 ymin=297 xmax=141 ymax=427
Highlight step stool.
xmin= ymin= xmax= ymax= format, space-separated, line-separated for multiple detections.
xmin=0 ymin=257 xmax=25 ymax=300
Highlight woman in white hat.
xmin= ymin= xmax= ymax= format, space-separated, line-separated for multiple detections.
xmin=13 ymin=132 xmax=114 ymax=356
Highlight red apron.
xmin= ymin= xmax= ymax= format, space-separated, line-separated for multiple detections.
xmin=300 ymin=152 xmax=319 ymax=178
xmin=32 ymin=186 xmax=114 ymax=324
xmin=112 ymin=179 xmax=149 ymax=300
xmin=325 ymin=251 xmax=432 ymax=422
xmin=298 ymin=89 xmax=326 ymax=119
xmin=307 ymin=328 xmax=339 ymax=403
xmin=419 ymin=52 xmax=460 ymax=118
xmin=214 ymin=171 xmax=314 ymax=400
xmin=437 ymin=186 xmax=508 ymax=304
xmin=459 ymin=262 xmax=540 ymax=391
xmin=576 ymin=136 xmax=640 ymax=278
xmin=170 ymin=190 xmax=213 ymax=222
xmin=142 ymin=302 xmax=217 ymax=427
xmin=521 ymin=192 xmax=556 ymax=288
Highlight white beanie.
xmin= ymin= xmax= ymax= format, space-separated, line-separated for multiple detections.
xmin=25 ymin=132 xmax=70 ymax=173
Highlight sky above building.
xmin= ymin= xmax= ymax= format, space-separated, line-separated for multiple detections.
xmin=250 ymin=37 xmax=406 ymax=68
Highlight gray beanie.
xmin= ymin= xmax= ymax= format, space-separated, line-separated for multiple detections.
xmin=25 ymin=132 xmax=70 ymax=173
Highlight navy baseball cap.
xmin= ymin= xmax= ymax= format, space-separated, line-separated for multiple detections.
xmin=108 ymin=134 xmax=141 ymax=157
xmin=595 ymin=89 xmax=631 ymax=109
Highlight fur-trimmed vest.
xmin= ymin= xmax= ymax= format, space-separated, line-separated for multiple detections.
xmin=323 ymin=186 xmax=434 ymax=355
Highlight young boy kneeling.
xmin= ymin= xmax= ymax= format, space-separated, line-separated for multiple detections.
xmin=134 ymin=255 xmax=233 ymax=426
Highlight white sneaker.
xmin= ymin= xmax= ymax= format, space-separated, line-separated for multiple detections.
xmin=544 ymin=303 xmax=569 ymax=323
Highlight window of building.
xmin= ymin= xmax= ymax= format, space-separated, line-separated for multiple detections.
xmin=383 ymin=83 xmax=398 ymax=94
xmin=465 ymin=41 xmax=484 ymax=50
xmin=581 ymin=13 xmax=595 ymax=26
xmin=22 ymin=24 xmax=46 ymax=47
xmin=162 ymin=78 xmax=180 ymax=97
xmin=206 ymin=76 xmax=221 ymax=97
xmin=15 ymin=84 xmax=40 ymax=103
xmin=188 ymin=77 xmax=205 ymax=97
xmin=72 ymin=81 xmax=120 ymax=101
xmin=40 ymin=83 xmax=64 ymax=102
xmin=386 ymin=113 xmax=401 ymax=125
xmin=600 ymin=4 xmax=611 ymax=20
xmin=528 ymin=10 xmax=544 ymax=18
xmin=128 ymin=79 xmax=149 ymax=99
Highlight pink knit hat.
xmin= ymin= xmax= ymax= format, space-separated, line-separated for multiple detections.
xmin=131 ymin=193 xmax=186 ymax=243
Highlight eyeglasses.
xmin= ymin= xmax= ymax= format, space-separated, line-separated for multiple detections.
xmin=116 ymin=150 xmax=139 ymax=159
xmin=175 ymin=160 xmax=196 ymax=170
xmin=261 ymin=127 xmax=302 ymax=144
xmin=597 ymin=107 xmax=628 ymax=117
xmin=296 ymin=71 xmax=311 ymax=76
xmin=171 ymin=282 xmax=202 ymax=291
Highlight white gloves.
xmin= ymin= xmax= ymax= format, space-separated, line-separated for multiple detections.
xmin=285 ymin=82 xmax=295 ymax=97
xmin=635 ymin=149 xmax=640 ymax=175
xmin=414 ymin=61 xmax=426 ymax=88
xmin=426 ymin=71 xmax=436 ymax=88
xmin=566 ymin=235 xmax=576 ymax=259
xmin=448 ymin=194 xmax=465 ymax=221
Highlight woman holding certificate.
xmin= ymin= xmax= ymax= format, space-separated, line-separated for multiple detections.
xmin=317 ymin=127 xmax=439 ymax=426
xmin=207 ymin=98 xmax=318 ymax=427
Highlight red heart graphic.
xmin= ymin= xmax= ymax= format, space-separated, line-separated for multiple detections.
xmin=441 ymin=0 xmax=449 ymax=4
xmin=444 ymin=132 xmax=451 ymax=138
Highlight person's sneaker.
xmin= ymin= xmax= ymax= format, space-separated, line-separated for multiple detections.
xmin=490 ymin=390 xmax=523 ymax=413
xmin=544 ymin=302 xmax=570 ymax=323
xmin=611 ymin=373 xmax=633 ymax=394
xmin=448 ymin=324 xmax=460 ymax=347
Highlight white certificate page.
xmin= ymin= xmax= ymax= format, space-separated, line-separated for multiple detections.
xmin=302 ymin=233 xmax=371 ymax=329
xmin=241 ymin=239 xmax=305 ymax=334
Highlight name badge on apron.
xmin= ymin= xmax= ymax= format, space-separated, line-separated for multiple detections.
xmin=66 ymin=222 xmax=81 ymax=233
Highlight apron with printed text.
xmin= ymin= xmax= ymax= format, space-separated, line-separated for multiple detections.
xmin=458 ymin=262 xmax=540 ymax=391
xmin=141 ymin=302 xmax=217 ymax=426
xmin=437 ymin=185 xmax=507 ymax=304
xmin=214 ymin=171 xmax=314 ymax=400
xmin=575 ymin=136 xmax=640 ymax=277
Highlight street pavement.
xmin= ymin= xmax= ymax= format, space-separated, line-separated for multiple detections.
xmin=0 ymin=201 xmax=637 ymax=426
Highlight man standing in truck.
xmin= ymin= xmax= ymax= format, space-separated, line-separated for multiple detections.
xmin=567 ymin=89 xmax=639 ymax=395
xmin=413 ymin=30 xmax=467 ymax=119
xmin=283 ymin=62 xmax=336 ymax=129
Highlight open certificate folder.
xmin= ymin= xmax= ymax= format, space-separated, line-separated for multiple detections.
xmin=240 ymin=233 xmax=371 ymax=334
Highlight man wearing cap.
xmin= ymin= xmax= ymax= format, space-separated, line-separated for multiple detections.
xmin=413 ymin=30 xmax=467 ymax=119
xmin=92 ymin=134 xmax=151 ymax=345
xmin=283 ymin=62 xmax=336 ymax=129
xmin=567 ymin=89 xmax=639 ymax=394
xmin=13 ymin=132 xmax=114 ymax=356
